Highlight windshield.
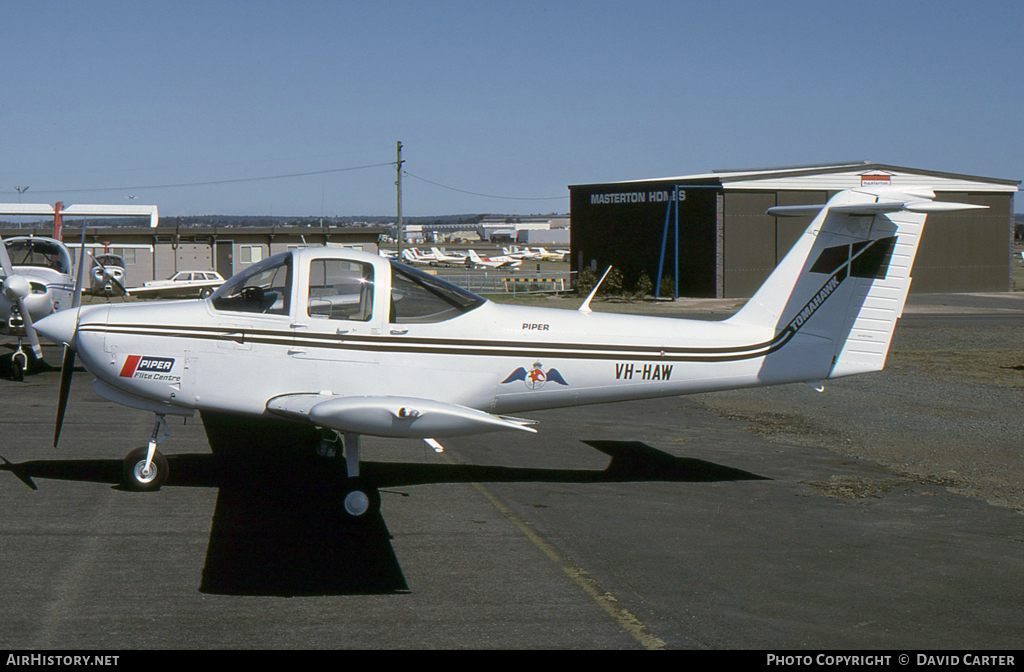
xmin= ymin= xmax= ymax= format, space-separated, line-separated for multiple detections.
xmin=94 ymin=255 xmax=124 ymax=267
xmin=211 ymin=252 xmax=292 ymax=315
xmin=389 ymin=260 xmax=485 ymax=323
xmin=5 ymin=239 xmax=71 ymax=274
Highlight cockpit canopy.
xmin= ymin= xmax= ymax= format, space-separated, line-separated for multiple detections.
xmin=209 ymin=250 xmax=485 ymax=323
xmin=211 ymin=253 xmax=293 ymax=315
xmin=3 ymin=238 xmax=72 ymax=275
xmin=94 ymin=254 xmax=126 ymax=268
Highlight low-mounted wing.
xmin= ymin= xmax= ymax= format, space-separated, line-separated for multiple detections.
xmin=266 ymin=393 xmax=537 ymax=439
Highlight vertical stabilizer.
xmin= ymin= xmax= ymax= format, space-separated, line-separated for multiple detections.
xmin=726 ymin=188 xmax=986 ymax=380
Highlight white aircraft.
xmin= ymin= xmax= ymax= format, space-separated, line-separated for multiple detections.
xmin=31 ymin=187 xmax=984 ymax=520
xmin=399 ymin=247 xmax=432 ymax=265
xmin=0 ymin=235 xmax=76 ymax=379
xmin=87 ymin=253 xmax=129 ymax=297
xmin=501 ymin=245 xmax=540 ymax=260
xmin=428 ymin=247 xmax=469 ymax=267
xmin=466 ymin=249 xmax=523 ymax=269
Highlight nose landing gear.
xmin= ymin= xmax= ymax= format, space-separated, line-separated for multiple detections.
xmin=10 ymin=346 xmax=28 ymax=382
xmin=122 ymin=414 xmax=170 ymax=491
xmin=123 ymin=446 xmax=169 ymax=492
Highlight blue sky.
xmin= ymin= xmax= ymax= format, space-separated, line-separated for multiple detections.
xmin=1 ymin=1 xmax=1020 ymax=216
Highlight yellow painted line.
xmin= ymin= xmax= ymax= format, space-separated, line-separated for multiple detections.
xmin=451 ymin=464 xmax=667 ymax=650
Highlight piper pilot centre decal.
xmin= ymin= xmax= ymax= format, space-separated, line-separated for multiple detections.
xmin=119 ymin=355 xmax=179 ymax=382
xmin=501 ymin=362 xmax=568 ymax=390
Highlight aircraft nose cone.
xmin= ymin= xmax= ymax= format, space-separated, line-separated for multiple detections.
xmin=2 ymin=275 xmax=31 ymax=302
xmin=33 ymin=307 xmax=81 ymax=347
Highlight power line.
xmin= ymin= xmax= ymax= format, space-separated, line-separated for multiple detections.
xmin=403 ymin=171 xmax=567 ymax=201
xmin=1 ymin=162 xmax=397 ymax=196
xmin=1 ymin=161 xmax=570 ymax=204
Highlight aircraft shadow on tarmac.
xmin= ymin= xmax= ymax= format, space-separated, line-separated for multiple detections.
xmin=1 ymin=441 xmax=766 ymax=597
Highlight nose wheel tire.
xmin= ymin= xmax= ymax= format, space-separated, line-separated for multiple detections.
xmin=11 ymin=351 xmax=27 ymax=382
xmin=123 ymin=447 xmax=169 ymax=492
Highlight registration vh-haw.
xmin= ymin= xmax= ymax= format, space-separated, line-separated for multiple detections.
xmin=31 ymin=187 xmax=984 ymax=519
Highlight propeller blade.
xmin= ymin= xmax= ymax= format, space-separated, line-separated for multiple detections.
xmin=71 ymin=227 xmax=88 ymax=309
xmin=53 ymin=344 xmax=76 ymax=448
xmin=0 ymin=233 xmax=14 ymax=278
xmin=89 ymin=252 xmax=129 ymax=297
xmin=52 ymin=228 xmax=88 ymax=447
xmin=17 ymin=297 xmax=43 ymax=359
xmin=112 ymin=277 xmax=129 ymax=297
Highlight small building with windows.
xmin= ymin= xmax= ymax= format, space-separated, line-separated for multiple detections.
xmin=0 ymin=223 xmax=384 ymax=289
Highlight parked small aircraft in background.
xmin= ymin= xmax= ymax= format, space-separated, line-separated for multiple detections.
xmin=0 ymin=235 xmax=75 ymax=379
xmin=29 ymin=188 xmax=985 ymax=521
xmin=87 ymin=253 xmax=128 ymax=297
xmin=428 ymin=247 xmax=469 ymax=267
xmin=466 ymin=249 xmax=522 ymax=269
xmin=532 ymin=247 xmax=569 ymax=262
xmin=399 ymin=247 xmax=432 ymax=265
xmin=501 ymin=245 xmax=540 ymax=260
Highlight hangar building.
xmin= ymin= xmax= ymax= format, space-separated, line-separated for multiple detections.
xmin=568 ymin=162 xmax=1019 ymax=298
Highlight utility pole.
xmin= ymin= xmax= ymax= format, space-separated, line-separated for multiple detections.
xmin=396 ymin=141 xmax=404 ymax=258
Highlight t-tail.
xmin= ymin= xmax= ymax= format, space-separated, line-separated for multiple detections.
xmin=725 ymin=188 xmax=986 ymax=383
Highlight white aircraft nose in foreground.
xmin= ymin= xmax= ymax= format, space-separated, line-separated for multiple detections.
xmin=33 ymin=187 xmax=985 ymax=518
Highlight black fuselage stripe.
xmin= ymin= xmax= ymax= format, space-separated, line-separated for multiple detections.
xmin=90 ymin=320 xmax=789 ymax=354
xmin=81 ymin=323 xmax=796 ymax=363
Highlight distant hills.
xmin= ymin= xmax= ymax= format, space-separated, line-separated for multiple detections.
xmin=0 ymin=213 xmax=495 ymax=229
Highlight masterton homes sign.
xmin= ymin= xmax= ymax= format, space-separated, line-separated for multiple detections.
xmin=589 ymin=190 xmax=688 ymax=205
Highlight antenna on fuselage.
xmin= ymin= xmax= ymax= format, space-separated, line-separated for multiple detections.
xmin=578 ymin=266 xmax=612 ymax=314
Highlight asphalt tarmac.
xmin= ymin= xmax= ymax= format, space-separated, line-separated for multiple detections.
xmin=1 ymin=295 xmax=1022 ymax=650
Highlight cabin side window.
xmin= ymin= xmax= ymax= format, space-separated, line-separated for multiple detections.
xmin=307 ymin=259 xmax=374 ymax=322
xmin=389 ymin=261 xmax=485 ymax=324
xmin=210 ymin=253 xmax=292 ymax=315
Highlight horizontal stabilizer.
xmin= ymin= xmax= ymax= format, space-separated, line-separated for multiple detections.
xmin=768 ymin=193 xmax=988 ymax=218
xmin=267 ymin=393 xmax=538 ymax=438
xmin=0 ymin=456 xmax=38 ymax=490
xmin=765 ymin=204 xmax=825 ymax=218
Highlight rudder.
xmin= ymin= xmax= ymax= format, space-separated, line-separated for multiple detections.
xmin=726 ymin=188 xmax=985 ymax=381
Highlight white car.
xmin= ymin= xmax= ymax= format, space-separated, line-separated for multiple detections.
xmin=128 ymin=270 xmax=225 ymax=299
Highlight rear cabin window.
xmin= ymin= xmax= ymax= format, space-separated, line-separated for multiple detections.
xmin=307 ymin=259 xmax=374 ymax=321
xmin=389 ymin=261 xmax=484 ymax=323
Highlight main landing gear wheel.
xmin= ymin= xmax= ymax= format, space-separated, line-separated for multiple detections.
xmin=341 ymin=480 xmax=381 ymax=521
xmin=123 ymin=447 xmax=169 ymax=492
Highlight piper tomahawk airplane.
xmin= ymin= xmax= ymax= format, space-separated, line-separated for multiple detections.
xmin=31 ymin=187 xmax=983 ymax=518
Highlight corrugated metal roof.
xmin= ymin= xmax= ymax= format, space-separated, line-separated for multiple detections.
xmin=570 ymin=162 xmax=1019 ymax=192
